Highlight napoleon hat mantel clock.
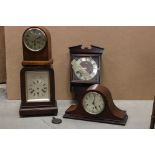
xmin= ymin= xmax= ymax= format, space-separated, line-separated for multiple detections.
xmin=64 ymin=84 xmax=128 ymax=125
xmin=19 ymin=27 xmax=58 ymax=117
xmin=69 ymin=45 xmax=104 ymax=102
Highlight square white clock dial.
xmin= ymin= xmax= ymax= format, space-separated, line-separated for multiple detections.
xmin=25 ymin=71 xmax=50 ymax=102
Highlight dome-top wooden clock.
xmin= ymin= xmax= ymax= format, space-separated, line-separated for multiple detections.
xmin=19 ymin=27 xmax=58 ymax=117
xmin=63 ymin=45 xmax=128 ymax=125
xmin=64 ymin=84 xmax=128 ymax=125
xmin=22 ymin=27 xmax=53 ymax=66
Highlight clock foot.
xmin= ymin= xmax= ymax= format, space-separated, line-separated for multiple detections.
xmin=63 ymin=103 xmax=128 ymax=126
xmin=63 ymin=113 xmax=128 ymax=126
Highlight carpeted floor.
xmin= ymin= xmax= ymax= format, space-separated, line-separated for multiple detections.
xmin=0 ymin=84 xmax=153 ymax=129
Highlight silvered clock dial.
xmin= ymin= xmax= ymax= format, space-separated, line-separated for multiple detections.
xmin=25 ymin=71 xmax=50 ymax=102
xmin=71 ymin=57 xmax=98 ymax=81
xmin=82 ymin=91 xmax=105 ymax=115
xmin=23 ymin=27 xmax=47 ymax=52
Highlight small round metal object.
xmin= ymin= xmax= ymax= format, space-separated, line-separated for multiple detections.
xmin=52 ymin=117 xmax=62 ymax=124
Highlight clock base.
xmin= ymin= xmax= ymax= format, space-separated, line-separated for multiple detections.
xmin=63 ymin=113 xmax=128 ymax=126
xmin=19 ymin=102 xmax=58 ymax=117
xmin=63 ymin=104 xmax=128 ymax=126
xmin=22 ymin=58 xmax=53 ymax=66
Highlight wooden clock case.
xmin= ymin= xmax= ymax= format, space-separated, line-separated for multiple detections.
xmin=19 ymin=27 xmax=58 ymax=117
xmin=22 ymin=27 xmax=53 ymax=66
xmin=19 ymin=66 xmax=58 ymax=117
xmin=70 ymin=45 xmax=104 ymax=101
xmin=64 ymin=84 xmax=128 ymax=125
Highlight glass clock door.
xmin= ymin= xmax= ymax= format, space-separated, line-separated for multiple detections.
xmin=25 ymin=71 xmax=50 ymax=102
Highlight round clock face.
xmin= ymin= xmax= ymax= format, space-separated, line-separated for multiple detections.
xmin=82 ymin=92 xmax=105 ymax=115
xmin=71 ymin=57 xmax=98 ymax=81
xmin=23 ymin=28 xmax=47 ymax=52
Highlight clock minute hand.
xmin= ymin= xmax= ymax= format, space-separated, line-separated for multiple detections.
xmin=34 ymin=36 xmax=41 ymax=41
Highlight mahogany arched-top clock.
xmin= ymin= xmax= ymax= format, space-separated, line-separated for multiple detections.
xmin=22 ymin=27 xmax=53 ymax=66
xmin=64 ymin=84 xmax=128 ymax=125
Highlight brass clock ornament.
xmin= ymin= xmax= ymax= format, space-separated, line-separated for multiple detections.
xmin=69 ymin=45 xmax=104 ymax=102
xmin=64 ymin=84 xmax=128 ymax=125
xmin=22 ymin=27 xmax=52 ymax=66
xmin=19 ymin=27 xmax=58 ymax=117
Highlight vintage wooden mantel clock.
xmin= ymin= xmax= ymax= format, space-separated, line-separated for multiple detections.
xmin=63 ymin=45 xmax=128 ymax=125
xmin=19 ymin=27 xmax=58 ymax=117
xmin=64 ymin=84 xmax=128 ymax=125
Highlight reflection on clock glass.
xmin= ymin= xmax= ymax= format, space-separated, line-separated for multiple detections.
xmin=25 ymin=71 xmax=50 ymax=102
xmin=71 ymin=57 xmax=98 ymax=81
xmin=23 ymin=28 xmax=47 ymax=52
xmin=82 ymin=92 xmax=105 ymax=115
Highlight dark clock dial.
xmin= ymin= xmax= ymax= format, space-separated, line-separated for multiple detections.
xmin=71 ymin=57 xmax=98 ymax=81
xmin=23 ymin=28 xmax=47 ymax=52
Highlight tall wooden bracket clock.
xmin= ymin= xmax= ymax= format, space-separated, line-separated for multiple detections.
xmin=19 ymin=27 xmax=58 ymax=117
xmin=69 ymin=45 xmax=103 ymax=102
xmin=63 ymin=45 xmax=128 ymax=125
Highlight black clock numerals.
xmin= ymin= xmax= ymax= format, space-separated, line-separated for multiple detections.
xmin=30 ymin=89 xmax=35 ymax=94
xmin=42 ymin=89 xmax=46 ymax=93
xmin=41 ymin=87 xmax=47 ymax=94
xmin=28 ymin=78 xmax=48 ymax=99
xmin=37 ymin=92 xmax=40 ymax=96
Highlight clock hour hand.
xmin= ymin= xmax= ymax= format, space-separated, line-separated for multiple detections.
xmin=94 ymin=95 xmax=101 ymax=110
xmin=92 ymin=95 xmax=98 ymax=110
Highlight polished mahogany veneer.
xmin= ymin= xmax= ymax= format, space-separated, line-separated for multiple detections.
xmin=19 ymin=27 xmax=58 ymax=117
